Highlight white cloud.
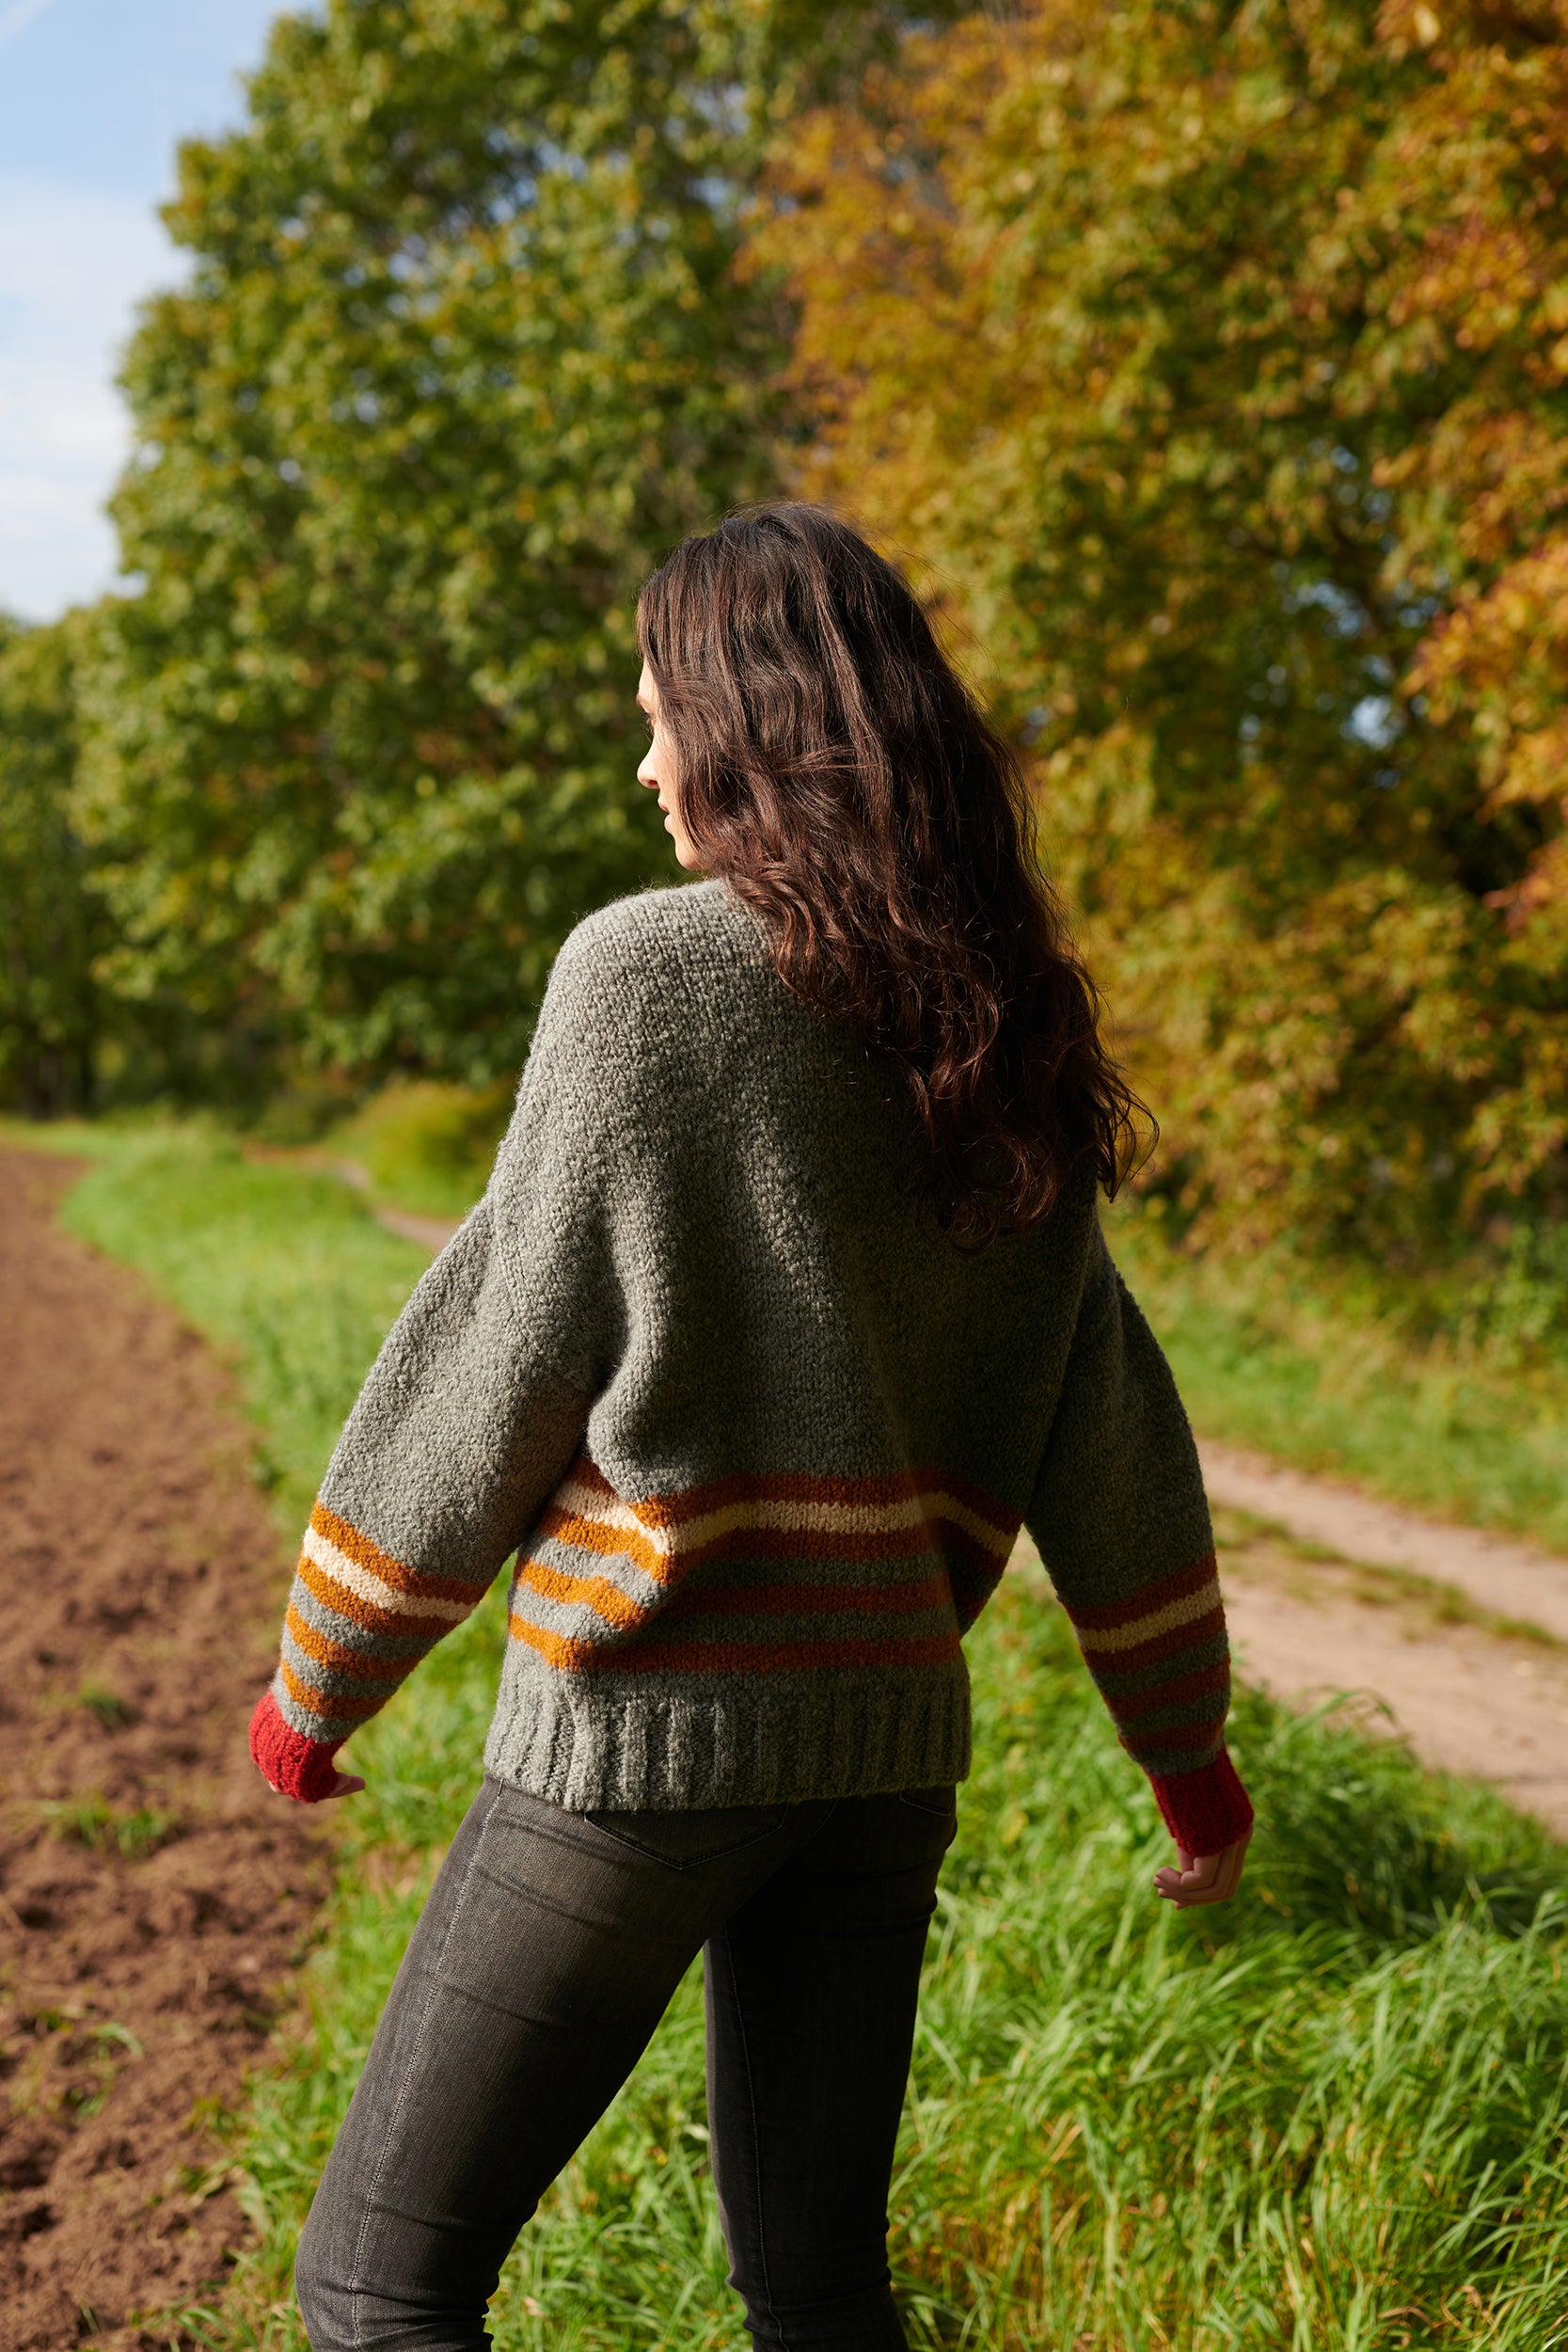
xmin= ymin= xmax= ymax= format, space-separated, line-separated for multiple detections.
xmin=0 ymin=172 xmax=178 ymax=620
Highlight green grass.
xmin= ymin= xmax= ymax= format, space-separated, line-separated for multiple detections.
xmin=319 ymin=1077 xmax=514 ymax=1221
xmin=1110 ymin=1200 xmax=1568 ymax=1553
xmin=214 ymin=1570 xmax=1568 ymax=2352
xmin=47 ymin=1122 xmax=429 ymax=1530
xmin=9 ymin=1118 xmax=1568 ymax=2346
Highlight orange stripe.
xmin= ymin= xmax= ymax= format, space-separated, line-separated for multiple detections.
xmin=309 ymin=1501 xmax=487 ymax=1607
xmin=534 ymin=1505 xmax=677 ymax=1586
xmin=278 ymin=1656 xmax=388 ymax=1723
xmin=516 ymin=1558 xmax=653 ymax=1629
xmin=295 ymin=1551 xmax=462 ymax=1642
xmin=284 ymin=1603 xmax=426 ymax=1683
xmin=537 ymin=1504 xmax=1011 ymax=1578
xmin=555 ymin=1454 xmax=1018 ymax=1546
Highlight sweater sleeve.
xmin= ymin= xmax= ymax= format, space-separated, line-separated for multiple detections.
xmin=250 ymin=931 xmax=624 ymax=1802
xmin=1023 ymin=1224 xmax=1254 ymax=1857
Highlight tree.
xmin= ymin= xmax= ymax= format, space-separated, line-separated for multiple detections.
xmin=0 ymin=614 xmax=102 ymax=1115
xmin=79 ymin=0 xmax=887 ymax=1087
xmin=757 ymin=0 xmax=1568 ymax=1255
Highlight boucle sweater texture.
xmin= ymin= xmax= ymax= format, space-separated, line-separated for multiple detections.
xmin=252 ymin=880 xmax=1252 ymax=1855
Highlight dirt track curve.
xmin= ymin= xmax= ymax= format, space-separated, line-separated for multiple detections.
xmin=0 ymin=1152 xmax=330 ymax=2352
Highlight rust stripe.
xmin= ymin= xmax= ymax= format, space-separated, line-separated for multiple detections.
xmin=1105 ymin=1660 xmax=1231 ymax=1724
xmin=1065 ymin=1552 xmax=1218 ymax=1634
xmin=1082 ymin=1607 xmax=1227 ymax=1678
xmin=660 ymin=1569 xmax=952 ymax=1622
xmin=1120 ymin=1716 xmax=1227 ymax=1757
xmin=1094 ymin=1654 xmax=1230 ymax=1718
xmin=515 ymin=1558 xmax=954 ymax=1637
xmin=507 ymin=1614 xmax=962 ymax=1677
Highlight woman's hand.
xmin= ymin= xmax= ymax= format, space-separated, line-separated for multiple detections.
xmin=1154 ymin=1827 xmax=1250 ymax=1908
xmin=318 ymin=1770 xmax=366 ymax=1801
xmin=261 ymin=1766 xmax=365 ymax=1802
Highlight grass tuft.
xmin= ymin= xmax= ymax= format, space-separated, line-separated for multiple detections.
xmin=37 ymin=1795 xmax=182 ymax=1858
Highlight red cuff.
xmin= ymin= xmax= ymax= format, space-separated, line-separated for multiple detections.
xmin=1147 ymin=1746 xmax=1254 ymax=1856
xmin=249 ymin=1687 xmax=347 ymax=1803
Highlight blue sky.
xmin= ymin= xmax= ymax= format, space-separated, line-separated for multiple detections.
xmin=0 ymin=0 xmax=284 ymax=619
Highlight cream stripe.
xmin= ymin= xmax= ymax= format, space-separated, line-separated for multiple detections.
xmin=1076 ymin=1581 xmax=1222 ymax=1656
xmin=301 ymin=1523 xmax=474 ymax=1624
xmin=551 ymin=1480 xmax=1014 ymax=1562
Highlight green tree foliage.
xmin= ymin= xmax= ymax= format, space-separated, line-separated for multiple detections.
xmin=79 ymin=0 xmax=875 ymax=1086
xmin=0 ymin=614 xmax=102 ymax=1114
xmin=760 ymin=0 xmax=1568 ymax=1257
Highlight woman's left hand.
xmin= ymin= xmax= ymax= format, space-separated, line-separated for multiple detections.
xmin=1153 ymin=1827 xmax=1250 ymax=1907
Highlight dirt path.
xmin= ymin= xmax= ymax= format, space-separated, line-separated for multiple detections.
xmin=0 ymin=1152 xmax=330 ymax=2352
xmin=1200 ymin=1440 xmax=1568 ymax=1643
xmin=1189 ymin=1445 xmax=1568 ymax=1834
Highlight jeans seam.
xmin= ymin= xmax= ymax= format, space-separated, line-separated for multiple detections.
xmin=344 ymin=1775 xmax=502 ymax=2344
xmin=718 ymin=1917 xmax=785 ymax=2349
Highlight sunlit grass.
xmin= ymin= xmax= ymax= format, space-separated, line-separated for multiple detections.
xmin=321 ymin=1076 xmax=514 ymax=1221
xmin=1111 ymin=1201 xmax=1568 ymax=1552
xmin=54 ymin=1123 xmax=428 ymax=1531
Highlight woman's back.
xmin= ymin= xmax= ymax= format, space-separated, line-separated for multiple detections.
xmin=259 ymin=501 xmax=1252 ymax=2352
xmin=266 ymin=874 xmax=1238 ymax=1851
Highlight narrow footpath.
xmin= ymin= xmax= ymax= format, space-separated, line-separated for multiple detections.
xmin=0 ymin=1152 xmax=330 ymax=2352
xmin=1200 ymin=1443 xmax=1568 ymax=1836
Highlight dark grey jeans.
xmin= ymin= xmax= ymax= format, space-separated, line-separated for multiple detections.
xmin=294 ymin=1775 xmax=958 ymax=2351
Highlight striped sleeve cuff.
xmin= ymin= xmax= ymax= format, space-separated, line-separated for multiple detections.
xmin=1148 ymin=1746 xmax=1254 ymax=1856
xmin=249 ymin=1686 xmax=346 ymax=1803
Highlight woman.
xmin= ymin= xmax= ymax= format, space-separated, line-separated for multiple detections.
xmin=249 ymin=503 xmax=1253 ymax=2352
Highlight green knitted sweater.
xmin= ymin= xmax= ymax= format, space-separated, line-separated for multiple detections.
xmin=251 ymin=881 xmax=1252 ymax=1855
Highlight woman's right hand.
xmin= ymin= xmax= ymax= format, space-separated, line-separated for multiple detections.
xmin=1153 ymin=1827 xmax=1250 ymax=1907
xmin=315 ymin=1770 xmax=366 ymax=1801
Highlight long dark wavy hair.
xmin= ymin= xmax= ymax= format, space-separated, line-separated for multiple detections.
xmin=636 ymin=503 xmax=1149 ymax=1245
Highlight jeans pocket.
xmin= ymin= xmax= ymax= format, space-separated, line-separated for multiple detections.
xmin=896 ymin=1785 xmax=958 ymax=1821
xmin=584 ymin=1803 xmax=792 ymax=1870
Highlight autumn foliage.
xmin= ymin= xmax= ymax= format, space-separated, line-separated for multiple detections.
xmin=757 ymin=0 xmax=1568 ymax=1253
xmin=6 ymin=0 xmax=1568 ymax=1276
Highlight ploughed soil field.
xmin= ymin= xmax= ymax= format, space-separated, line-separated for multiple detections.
xmin=0 ymin=1152 xmax=330 ymax=2351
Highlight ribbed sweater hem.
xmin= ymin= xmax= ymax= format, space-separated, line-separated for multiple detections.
xmin=481 ymin=1666 xmax=974 ymax=1810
